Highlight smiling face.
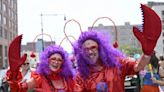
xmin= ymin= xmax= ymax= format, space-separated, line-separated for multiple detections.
xmin=82 ymin=39 xmax=99 ymax=65
xmin=48 ymin=53 xmax=63 ymax=72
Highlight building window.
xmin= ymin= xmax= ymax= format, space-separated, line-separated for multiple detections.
xmin=162 ymin=11 xmax=164 ymax=23
xmin=10 ymin=32 xmax=12 ymax=40
xmin=5 ymin=46 xmax=7 ymax=57
xmin=8 ymin=9 xmax=10 ymax=18
xmin=11 ymin=0 xmax=13 ymax=8
xmin=3 ymin=17 xmax=6 ymax=25
xmin=4 ymin=29 xmax=7 ymax=39
xmin=0 ymin=27 xmax=2 ymax=37
xmin=0 ymin=0 xmax=2 ymax=10
xmin=14 ymin=2 xmax=17 ymax=9
xmin=14 ymin=13 xmax=17 ymax=21
xmin=8 ymin=0 xmax=10 ymax=3
xmin=2 ymin=3 xmax=6 ymax=12
xmin=9 ymin=20 xmax=10 ymax=28
xmin=0 ymin=14 xmax=1 ymax=24
xmin=5 ymin=59 xmax=8 ymax=68
xmin=10 ymin=21 xmax=12 ymax=29
xmin=10 ymin=11 xmax=13 ymax=20
xmin=0 ymin=15 xmax=2 ymax=26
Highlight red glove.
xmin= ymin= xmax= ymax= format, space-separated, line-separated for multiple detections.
xmin=8 ymin=35 xmax=27 ymax=79
xmin=133 ymin=4 xmax=162 ymax=55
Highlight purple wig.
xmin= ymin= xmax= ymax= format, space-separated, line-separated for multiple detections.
xmin=73 ymin=30 xmax=125 ymax=78
xmin=36 ymin=45 xmax=74 ymax=79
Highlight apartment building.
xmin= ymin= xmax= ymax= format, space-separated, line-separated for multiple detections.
xmin=0 ymin=0 xmax=18 ymax=68
xmin=89 ymin=22 xmax=141 ymax=50
xmin=21 ymin=39 xmax=56 ymax=54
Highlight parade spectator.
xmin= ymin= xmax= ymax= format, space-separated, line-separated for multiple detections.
xmin=0 ymin=67 xmax=9 ymax=92
xmin=152 ymin=55 xmax=164 ymax=92
xmin=140 ymin=52 xmax=160 ymax=92
xmin=21 ymin=58 xmax=31 ymax=83
xmin=20 ymin=57 xmax=35 ymax=92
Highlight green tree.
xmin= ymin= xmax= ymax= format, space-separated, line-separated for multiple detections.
xmin=119 ymin=45 xmax=142 ymax=56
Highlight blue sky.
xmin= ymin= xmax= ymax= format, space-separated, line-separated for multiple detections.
xmin=17 ymin=0 xmax=164 ymax=52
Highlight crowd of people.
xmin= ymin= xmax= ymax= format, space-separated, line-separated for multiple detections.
xmin=0 ymin=4 xmax=164 ymax=92
xmin=0 ymin=67 xmax=8 ymax=92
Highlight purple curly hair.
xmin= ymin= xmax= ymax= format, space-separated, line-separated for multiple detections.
xmin=73 ymin=30 xmax=125 ymax=78
xmin=36 ymin=45 xmax=74 ymax=79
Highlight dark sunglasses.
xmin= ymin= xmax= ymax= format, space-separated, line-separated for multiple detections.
xmin=23 ymin=63 xmax=29 ymax=65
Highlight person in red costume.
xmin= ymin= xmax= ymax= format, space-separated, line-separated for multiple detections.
xmin=6 ymin=35 xmax=76 ymax=92
xmin=72 ymin=4 xmax=162 ymax=92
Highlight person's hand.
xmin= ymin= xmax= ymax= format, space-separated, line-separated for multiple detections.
xmin=133 ymin=4 xmax=162 ymax=55
xmin=151 ymin=77 xmax=158 ymax=84
xmin=8 ymin=35 xmax=27 ymax=78
xmin=139 ymin=70 xmax=146 ymax=78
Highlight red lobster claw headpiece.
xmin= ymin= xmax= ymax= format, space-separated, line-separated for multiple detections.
xmin=8 ymin=35 xmax=27 ymax=72
xmin=133 ymin=4 xmax=162 ymax=55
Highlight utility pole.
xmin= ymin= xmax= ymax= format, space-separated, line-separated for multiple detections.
xmin=40 ymin=13 xmax=66 ymax=51
xmin=40 ymin=13 xmax=44 ymax=51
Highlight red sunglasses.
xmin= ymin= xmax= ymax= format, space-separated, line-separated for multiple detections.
xmin=84 ymin=45 xmax=98 ymax=52
xmin=49 ymin=57 xmax=63 ymax=63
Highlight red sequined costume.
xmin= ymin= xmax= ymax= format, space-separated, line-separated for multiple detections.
xmin=6 ymin=35 xmax=77 ymax=92
xmin=75 ymin=58 xmax=136 ymax=92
